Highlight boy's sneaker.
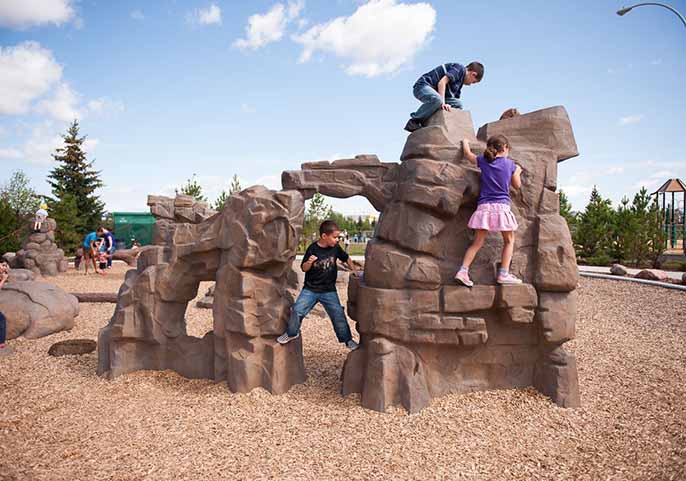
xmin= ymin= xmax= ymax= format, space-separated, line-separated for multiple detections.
xmin=345 ymin=340 xmax=359 ymax=351
xmin=454 ymin=270 xmax=474 ymax=287
xmin=277 ymin=332 xmax=299 ymax=345
xmin=404 ymin=119 xmax=423 ymax=132
xmin=497 ymin=272 xmax=523 ymax=285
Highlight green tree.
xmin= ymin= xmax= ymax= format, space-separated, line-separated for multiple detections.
xmin=229 ymin=174 xmax=242 ymax=194
xmin=47 ymin=120 xmax=105 ymax=232
xmin=301 ymin=193 xmax=333 ymax=250
xmin=49 ymin=193 xmax=82 ymax=255
xmin=575 ymin=186 xmax=614 ymax=261
xmin=610 ymin=196 xmax=635 ymax=263
xmin=1 ymin=170 xmax=40 ymax=220
xmin=214 ymin=174 xmax=242 ymax=211
xmin=0 ymin=194 xmax=22 ymax=255
xmin=213 ymin=191 xmax=228 ymax=211
xmin=646 ymin=197 xmax=667 ymax=267
xmin=558 ymin=190 xmax=576 ymax=232
xmin=178 ymin=174 xmax=206 ymax=202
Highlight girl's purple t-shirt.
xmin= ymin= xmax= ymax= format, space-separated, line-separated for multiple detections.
xmin=476 ymin=155 xmax=516 ymax=205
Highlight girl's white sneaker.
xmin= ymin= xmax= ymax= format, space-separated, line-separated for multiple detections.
xmin=497 ymin=272 xmax=522 ymax=285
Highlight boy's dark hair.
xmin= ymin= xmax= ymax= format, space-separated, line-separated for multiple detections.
xmin=466 ymin=62 xmax=484 ymax=81
xmin=484 ymin=134 xmax=510 ymax=163
xmin=319 ymin=220 xmax=340 ymax=236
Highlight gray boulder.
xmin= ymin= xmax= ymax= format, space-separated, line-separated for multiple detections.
xmin=610 ymin=264 xmax=628 ymax=276
xmin=0 ymin=281 xmax=79 ymax=339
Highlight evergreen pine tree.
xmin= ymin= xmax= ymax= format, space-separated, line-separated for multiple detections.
xmin=49 ymin=193 xmax=82 ymax=255
xmin=47 ymin=120 xmax=105 ymax=232
xmin=214 ymin=174 xmax=242 ymax=211
xmin=558 ymin=190 xmax=576 ymax=232
xmin=575 ymin=186 xmax=614 ymax=261
xmin=179 ymin=174 xmax=206 ymax=202
xmin=229 ymin=174 xmax=242 ymax=194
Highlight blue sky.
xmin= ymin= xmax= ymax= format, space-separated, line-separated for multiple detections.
xmin=1 ymin=0 xmax=685 ymax=215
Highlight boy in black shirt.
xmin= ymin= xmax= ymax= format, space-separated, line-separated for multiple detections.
xmin=277 ymin=220 xmax=360 ymax=350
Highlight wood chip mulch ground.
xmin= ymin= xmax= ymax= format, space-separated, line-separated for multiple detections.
xmin=1 ymin=264 xmax=684 ymax=480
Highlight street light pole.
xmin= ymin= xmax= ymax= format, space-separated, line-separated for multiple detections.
xmin=617 ymin=3 xmax=686 ymax=29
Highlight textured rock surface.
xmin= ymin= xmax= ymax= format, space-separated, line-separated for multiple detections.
xmin=290 ymin=106 xmax=580 ymax=413
xmin=111 ymin=248 xmax=142 ymax=267
xmin=98 ymin=190 xmax=306 ymax=394
xmin=100 ymin=106 xmax=580 ymax=414
xmin=0 ymin=280 xmax=79 ymax=339
xmin=12 ymin=219 xmax=68 ymax=276
xmin=7 ymin=268 xmax=36 ymax=282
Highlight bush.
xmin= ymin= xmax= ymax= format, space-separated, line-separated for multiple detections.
xmin=582 ymin=254 xmax=613 ymax=266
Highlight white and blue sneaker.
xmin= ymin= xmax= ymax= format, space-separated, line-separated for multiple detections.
xmin=277 ymin=332 xmax=299 ymax=345
xmin=345 ymin=340 xmax=359 ymax=351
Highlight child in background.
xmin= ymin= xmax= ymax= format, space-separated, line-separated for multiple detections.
xmin=455 ymin=135 xmax=523 ymax=286
xmin=34 ymin=203 xmax=48 ymax=231
xmin=97 ymin=247 xmax=109 ymax=271
xmin=277 ymin=221 xmax=360 ymax=350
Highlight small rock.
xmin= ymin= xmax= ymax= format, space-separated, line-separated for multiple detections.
xmin=682 ymin=272 xmax=686 ymax=285
xmin=635 ymin=269 xmax=668 ymax=282
xmin=49 ymin=339 xmax=96 ymax=356
xmin=610 ymin=264 xmax=628 ymax=276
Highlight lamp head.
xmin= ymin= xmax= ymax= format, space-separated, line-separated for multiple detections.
xmin=617 ymin=6 xmax=633 ymax=16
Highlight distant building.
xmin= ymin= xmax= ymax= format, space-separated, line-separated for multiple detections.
xmin=344 ymin=213 xmax=378 ymax=223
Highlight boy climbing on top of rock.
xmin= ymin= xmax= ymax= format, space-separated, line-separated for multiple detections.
xmin=404 ymin=61 xmax=484 ymax=132
xmin=277 ymin=220 xmax=360 ymax=350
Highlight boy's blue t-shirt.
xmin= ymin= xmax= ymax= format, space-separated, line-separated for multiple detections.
xmin=415 ymin=63 xmax=466 ymax=99
xmin=83 ymin=232 xmax=98 ymax=248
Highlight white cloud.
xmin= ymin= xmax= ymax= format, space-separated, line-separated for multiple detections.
xmin=0 ymin=147 xmax=22 ymax=160
xmin=618 ymin=114 xmax=643 ymax=126
xmin=0 ymin=122 xmax=99 ymax=166
xmin=293 ymin=0 xmax=436 ymax=77
xmin=200 ymin=4 xmax=222 ymax=25
xmin=186 ymin=3 xmax=222 ymax=26
xmin=86 ymin=98 xmax=125 ymax=116
xmin=0 ymin=0 xmax=75 ymax=29
xmin=605 ymin=166 xmax=624 ymax=175
xmin=36 ymin=82 xmax=81 ymax=122
xmin=0 ymin=42 xmax=63 ymax=115
xmin=233 ymin=0 xmax=304 ymax=50
xmin=130 ymin=10 xmax=144 ymax=21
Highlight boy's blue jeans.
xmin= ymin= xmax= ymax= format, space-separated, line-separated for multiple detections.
xmin=286 ymin=288 xmax=353 ymax=343
xmin=0 ymin=311 xmax=6 ymax=344
xmin=410 ymin=82 xmax=463 ymax=122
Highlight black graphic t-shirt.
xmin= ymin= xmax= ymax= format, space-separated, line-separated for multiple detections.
xmin=302 ymin=241 xmax=350 ymax=292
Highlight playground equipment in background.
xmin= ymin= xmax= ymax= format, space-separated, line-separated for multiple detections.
xmin=652 ymin=178 xmax=686 ymax=254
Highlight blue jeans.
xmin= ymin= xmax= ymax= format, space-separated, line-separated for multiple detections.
xmin=286 ymin=288 xmax=353 ymax=343
xmin=0 ymin=311 xmax=6 ymax=344
xmin=410 ymin=82 xmax=463 ymax=122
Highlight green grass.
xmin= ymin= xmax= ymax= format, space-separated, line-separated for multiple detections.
xmin=297 ymin=242 xmax=367 ymax=256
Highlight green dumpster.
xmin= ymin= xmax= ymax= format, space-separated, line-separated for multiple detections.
xmin=112 ymin=212 xmax=155 ymax=249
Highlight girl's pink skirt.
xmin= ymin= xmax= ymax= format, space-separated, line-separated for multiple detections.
xmin=468 ymin=202 xmax=518 ymax=231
